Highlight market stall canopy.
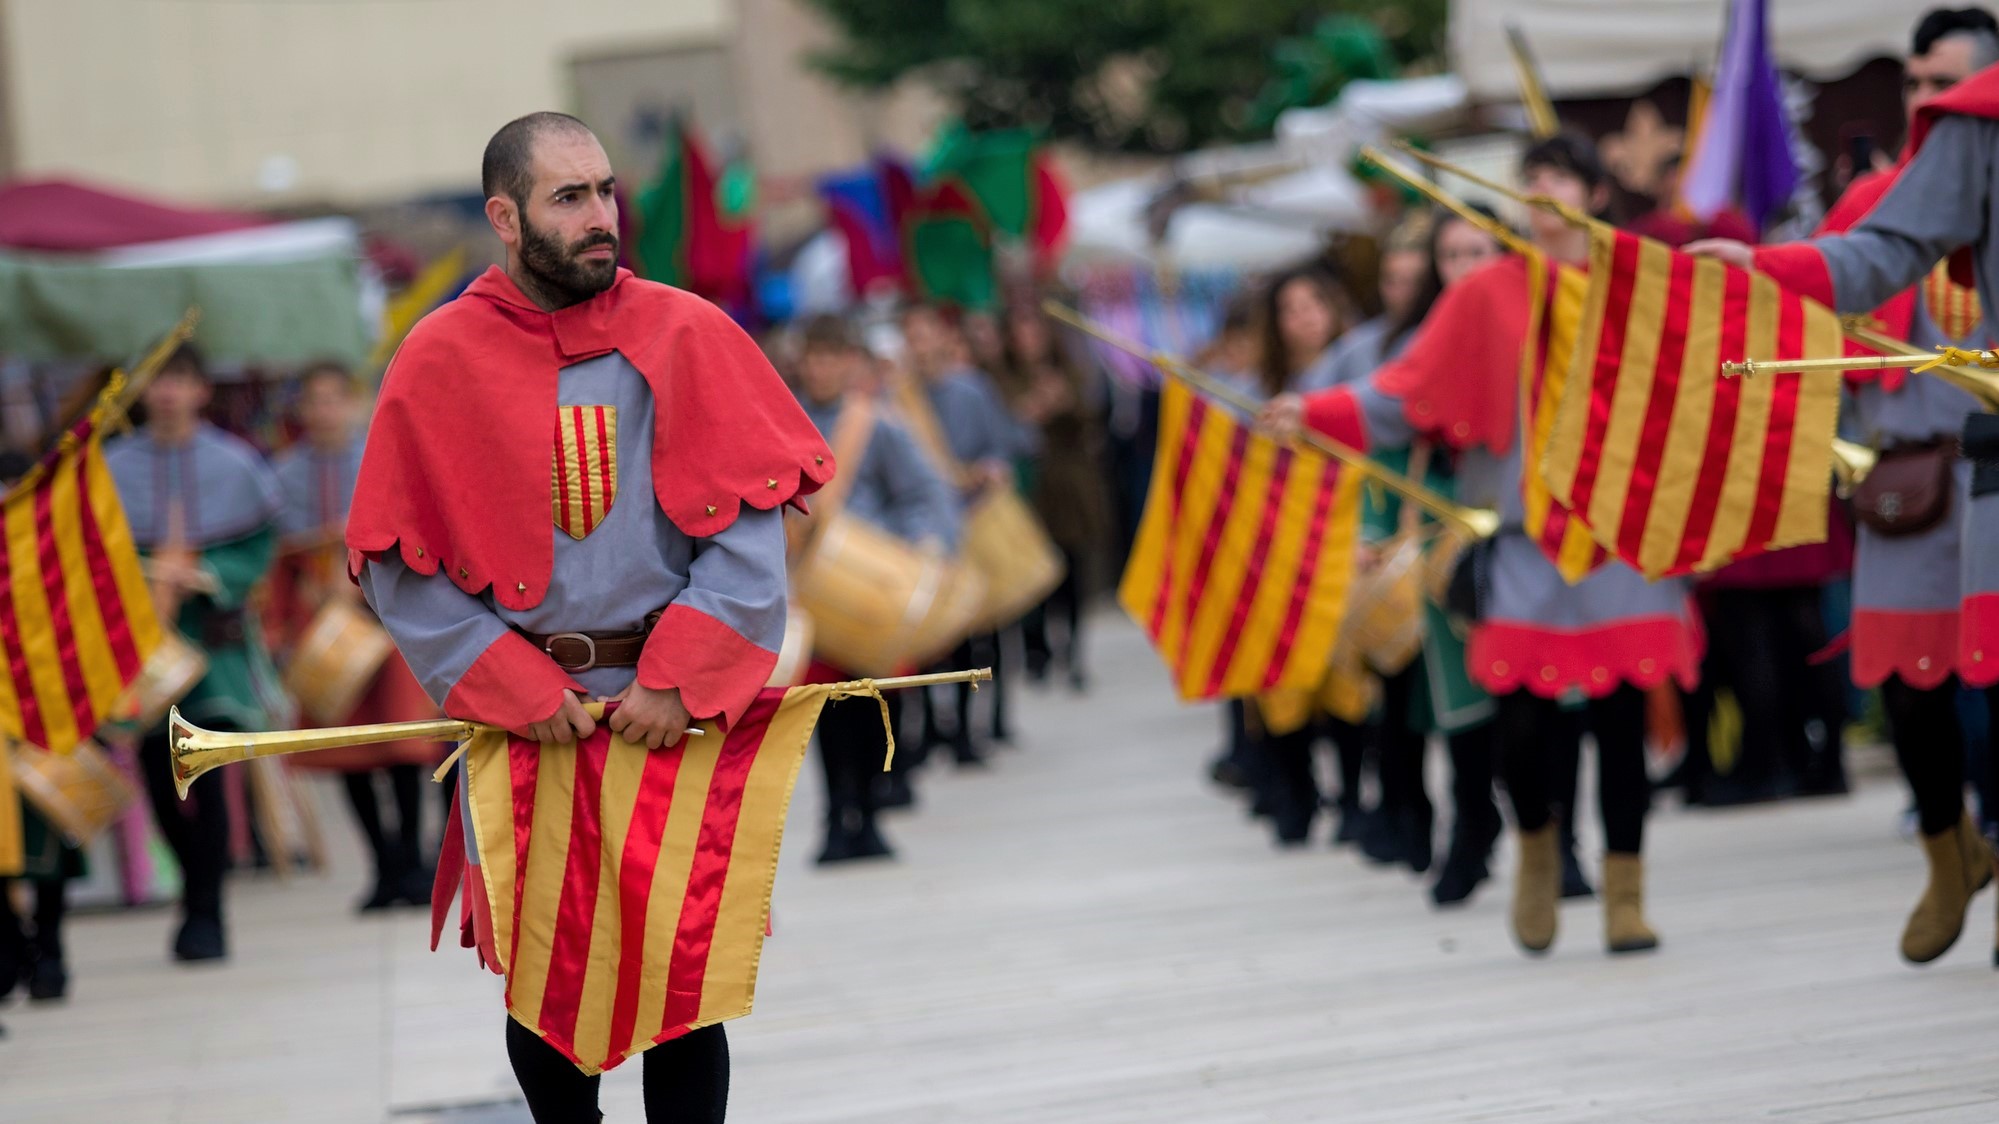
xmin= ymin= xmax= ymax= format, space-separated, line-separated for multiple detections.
xmin=0 ymin=178 xmax=267 ymax=253
xmin=0 ymin=252 xmax=372 ymax=366
xmin=0 ymin=177 xmax=373 ymax=366
xmin=1450 ymin=0 xmax=1928 ymax=100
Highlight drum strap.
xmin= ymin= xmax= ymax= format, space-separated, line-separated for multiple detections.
xmin=891 ymin=375 xmax=975 ymax=491
xmin=788 ymin=400 xmax=877 ymax=561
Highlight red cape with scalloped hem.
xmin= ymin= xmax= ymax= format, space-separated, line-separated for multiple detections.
xmin=346 ymin=266 xmax=833 ymax=612
xmin=1467 ymin=614 xmax=1703 ymax=698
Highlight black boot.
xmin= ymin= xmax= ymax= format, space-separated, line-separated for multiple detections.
xmin=1430 ymin=814 xmax=1502 ymax=907
xmin=849 ymin=816 xmax=895 ymax=861
xmin=173 ymin=913 xmax=228 ymax=963
xmin=951 ymin=730 xmax=987 ymax=769
xmin=874 ymin=770 xmax=915 ymax=810
xmin=1559 ymin=838 xmax=1594 ymax=900
xmin=1357 ymin=808 xmax=1405 ymax=866
xmin=1331 ymin=797 xmax=1366 ymax=845
xmin=357 ymin=843 xmax=404 ymax=913
xmin=815 ymin=816 xmax=860 ymax=865
xmin=27 ymin=956 xmax=66 ymax=1002
xmin=1402 ymin=805 xmax=1435 ymax=875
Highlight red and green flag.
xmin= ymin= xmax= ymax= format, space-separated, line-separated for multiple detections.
xmin=634 ymin=119 xmax=755 ymax=308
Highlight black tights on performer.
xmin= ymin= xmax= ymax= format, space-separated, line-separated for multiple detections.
xmin=507 ymin=1018 xmax=730 ymax=1124
xmin=1498 ymin=686 xmax=1651 ymax=855
xmin=1883 ymin=677 xmax=1966 ymax=837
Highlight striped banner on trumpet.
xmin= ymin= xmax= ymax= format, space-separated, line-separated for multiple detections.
xmin=1540 ymin=223 xmax=1842 ymax=578
xmin=1119 ymin=379 xmax=1365 ymax=700
xmin=1521 ymin=250 xmax=1610 ymax=582
xmin=461 ymin=685 xmax=835 ymax=1075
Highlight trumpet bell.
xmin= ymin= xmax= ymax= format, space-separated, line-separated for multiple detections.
xmin=167 ymin=706 xmax=477 ymax=800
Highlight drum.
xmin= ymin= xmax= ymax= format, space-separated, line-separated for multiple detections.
xmin=1345 ymin=533 xmax=1426 ymax=676
xmin=961 ymin=488 xmax=1065 ymax=632
xmin=11 ymin=738 xmax=138 ymax=847
xmin=794 ymin=514 xmax=986 ymax=677
xmin=285 ymin=599 xmax=396 ymax=726
xmin=118 ymin=630 xmax=209 ymax=729
xmin=765 ymin=601 xmax=815 ymax=687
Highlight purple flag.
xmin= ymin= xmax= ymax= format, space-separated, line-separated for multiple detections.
xmin=1681 ymin=0 xmax=1801 ymax=231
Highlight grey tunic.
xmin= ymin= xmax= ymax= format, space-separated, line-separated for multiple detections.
xmin=799 ymin=397 xmax=962 ymax=550
xmin=271 ymin=435 xmax=364 ymax=538
xmin=1783 ymin=116 xmax=1999 ymax=622
xmin=1849 ymin=303 xmax=1986 ymax=618
xmin=1298 ymin=318 xmax=1393 ymax=394
xmin=359 ymin=352 xmax=786 ymax=704
xmin=104 ymin=423 xmax=282 ymax=550
xmin=927 ymin=366 xmax=1038 ymax=465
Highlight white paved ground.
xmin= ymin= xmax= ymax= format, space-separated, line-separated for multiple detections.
xmin=5 ymin=614 xmax=1998 ymax=1122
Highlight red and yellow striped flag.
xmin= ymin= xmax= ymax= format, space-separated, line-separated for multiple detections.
xmin=1540 ymin=223 xmax=1842 ymax=578
xmin=1521 ymin=250 xmax=1611 ymax=582
xmin=1119 ymin=379 xmax=1365 ymax=700
xmin=0 ymin=415 xmax=162 ymax=757
xmin=462 ymin=685 xmax=836 ymax=1074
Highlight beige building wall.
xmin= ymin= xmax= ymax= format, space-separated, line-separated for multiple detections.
xmin=0 ymin=0 xmax=728 ymax=205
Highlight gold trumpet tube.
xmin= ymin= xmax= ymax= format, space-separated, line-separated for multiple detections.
xmin=1043 ymin=302 xmax=1503 ymax=540
xmin=169 ymin=668 xmax=994 ymax=798
xmin=1829 ymin=438 xmax=1879 ymax=496
xmin=1841 ymin=323 xmax=1999 ymax=413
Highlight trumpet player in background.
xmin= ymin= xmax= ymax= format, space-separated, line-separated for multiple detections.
xmin=269 ymin=362 xmax=442 ymax=913
xmin=104 ymin=344 xmax=285 ymax=964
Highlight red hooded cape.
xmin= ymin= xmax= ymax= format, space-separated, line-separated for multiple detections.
xmin=347 ymin=267 xmax=833 ymax=610
xmin=1756 ymin=64 xmax=1999 ymax=312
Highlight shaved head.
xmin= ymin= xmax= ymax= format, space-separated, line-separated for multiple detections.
xmin=482 ymin=111 xmax=596 ymax=207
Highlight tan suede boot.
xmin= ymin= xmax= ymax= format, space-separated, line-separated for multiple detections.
xmin=1602 ymin=853 xmax=1660 ymax=954
xmin=1901 ymin=812 xmax=1994 ymax=965
xmin=1511 ymin=825 xmax=1559 ymax=955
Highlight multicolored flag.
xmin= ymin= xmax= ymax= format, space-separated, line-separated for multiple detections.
xmin=1520 ymin=250 xmax=1610 ymax=582
xmin=816 ymin=156 xmax=910 ymax=296
xmin=1539 ymin=223 xmax=1842 ymax=577
xmin=458 ymin=685 xmax=839 ymax=1074
xmin=1679 ymin=0 xmax=1801 ymax=231
xmin=1119 ymin=379 xmax=1365 ymax=700
xmin=923 ymin=123 xmax=1068 ymax=269
xmin=634 ymin=119 xmax=755 ymax=307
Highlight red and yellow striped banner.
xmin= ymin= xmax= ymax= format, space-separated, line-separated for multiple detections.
xmin=1119 ymin=379 xmax=1365 ymax=700
xmin=1541 ymin=223 xmax=1842 ymax=578
xmin=1521 ymin=250 xmax=1610 ymax=582
xmin=463 ymin=685 xmax=833 ymax=1075
xmin=0 ymin=418 xmax=162 ymax=757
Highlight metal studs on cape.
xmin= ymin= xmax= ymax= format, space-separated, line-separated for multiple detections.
xmin=706 ymin=504 xmax=718 ymax=516
xmin=766 ymin=478 xmax=778 ymax=489
xmin=517 ymin=582 xmax=527 ymax=594
xmin=458 ymin=567 xmax=469 ymax=580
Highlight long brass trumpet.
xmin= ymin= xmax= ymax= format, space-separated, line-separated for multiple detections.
xmin=168 ymin=668 xmax=994 ymax=798
xmin=1044 ymin=302 xmax=1503 ymax=540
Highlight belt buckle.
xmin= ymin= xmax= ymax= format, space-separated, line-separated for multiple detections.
xmin=545 ymin=632 xmax=598 ymax=673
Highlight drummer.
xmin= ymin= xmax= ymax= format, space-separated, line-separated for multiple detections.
xmin=104 ymin=345 xmax=285 ymax=964
xmin=793 ymin=315 xmax=962 ymax=863
xmin=898 ymin=303 xmax=1038 ymax=765
xmin=271 ymin=362 xmax=441 ymax=912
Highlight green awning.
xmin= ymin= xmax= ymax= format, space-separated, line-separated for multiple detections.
xmin=0 ymin=252 xmax=371 ymax=366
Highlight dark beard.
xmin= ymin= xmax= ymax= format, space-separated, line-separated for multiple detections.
xmin=517 ymin=213 xmax=619 ymax=308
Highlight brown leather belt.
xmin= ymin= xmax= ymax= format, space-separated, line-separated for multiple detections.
xmin=516 ymin=610 xmax=662 ymax=673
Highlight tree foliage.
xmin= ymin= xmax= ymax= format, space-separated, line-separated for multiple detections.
xmin=803 ymin=0 xmax=1448 ymax=152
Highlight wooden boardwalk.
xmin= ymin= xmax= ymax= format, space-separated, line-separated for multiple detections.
xmin=5 ymin=614 xmax=1999 ymax=1122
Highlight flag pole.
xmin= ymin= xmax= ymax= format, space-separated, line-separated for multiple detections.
xmin=1043 ymin=301 xmax=1501 ymax=540
xmin=1356 ymin=147 xmax=1534 ymax=257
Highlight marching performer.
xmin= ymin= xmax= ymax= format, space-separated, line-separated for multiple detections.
xmin=792 ymin=315 xmax=961 ymax=862
xmin=1264 ymin=135 xmax=1702 ymax=956
xmin=105 ymin=345 xmax=285 ymax=964
xmin=897 ymin=303 xmax=1037 ymax=765
xmin=1694 ymin=8 xmax=1999 ymax=966
xmin=270 ymin=362 xmax=441 ymax=912
xmin=350 ymin=112 xmax=829 ymax=1121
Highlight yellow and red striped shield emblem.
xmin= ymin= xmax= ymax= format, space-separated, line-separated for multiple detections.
xmin=553 ymin=406 xmax=618 ymax=539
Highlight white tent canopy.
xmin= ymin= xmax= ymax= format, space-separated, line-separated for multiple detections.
xmin=1451 ymin=0 xmax=1929 ymax=100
